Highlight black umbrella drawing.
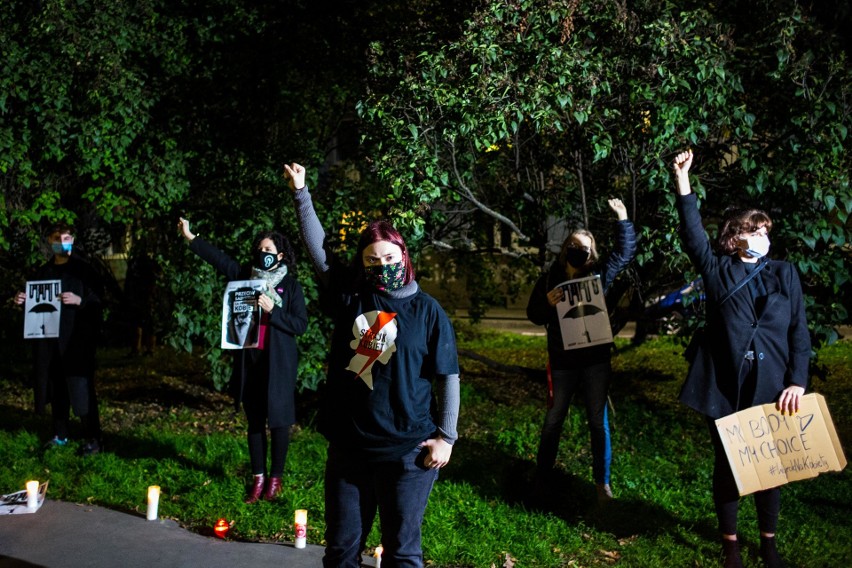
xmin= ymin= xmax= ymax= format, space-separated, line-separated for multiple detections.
xmin=561 ymin=303 xmax=604 ymax=320
xmin=28 ymin=302 xmax=59 ymax=337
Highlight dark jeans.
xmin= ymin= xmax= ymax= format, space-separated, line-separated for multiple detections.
xmin=323 ymin=444 xmax=438 ymax=568
xmin=51 ymin=373 xmax=101 ymax=441
xmin=536 ymin=362 xmax=612 ymax=484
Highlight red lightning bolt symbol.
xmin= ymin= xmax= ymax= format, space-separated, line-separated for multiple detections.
xmin=353 ymin=311 xmax=397 ymax=378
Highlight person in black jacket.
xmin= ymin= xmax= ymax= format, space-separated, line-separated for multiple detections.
xmin=672 ymin=149 xmax=810 ymax=568
xmin=179 ymin=218 xmax=308 ymax=503
xmin=526 ymin=198 xmax=636 ymax=503
xmin=15 ymin=223 xmax=104 ymax=455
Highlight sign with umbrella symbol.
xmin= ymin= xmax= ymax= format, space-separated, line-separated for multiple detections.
xmin=555 ymin=275 xmax=613 ymax=350
xmin=24 ymin=280 xmax=61 ymax=339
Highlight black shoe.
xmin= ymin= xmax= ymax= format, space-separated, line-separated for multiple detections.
xmin=721 ymin=539 xmax=744 ymax=568
xmin=760 ymin=536 xmax=785 ymax=568
xmin=81 ymin=438 xmax=102 ymax=456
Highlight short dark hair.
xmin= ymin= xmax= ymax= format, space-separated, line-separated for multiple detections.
xmin=252 ymin=230 xmax=296 ymax=267
xmin=44 ymin=222 xmax=75 ymax=239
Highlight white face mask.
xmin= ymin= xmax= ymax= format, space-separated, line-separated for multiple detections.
xmin=740 ymin=235 xmax=770 ymax=259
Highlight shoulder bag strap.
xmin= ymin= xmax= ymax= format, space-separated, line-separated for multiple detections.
xmin=718 ymin=259 xmax=770 ymax=306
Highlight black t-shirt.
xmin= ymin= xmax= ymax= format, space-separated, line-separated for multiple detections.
xmin=319 ymin=265 xmax=459 ymax=462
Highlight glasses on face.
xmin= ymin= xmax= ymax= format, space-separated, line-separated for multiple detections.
xmin=566 ymin=243 xmax=591 ymax=253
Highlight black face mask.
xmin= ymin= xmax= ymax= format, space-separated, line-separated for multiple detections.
xmin=257 ymin=251 xmax=279 ymax=271
xmin=564 ymin=248 xmax=590 ymax=268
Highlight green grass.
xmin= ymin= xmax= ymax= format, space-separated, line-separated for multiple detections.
xmin=1 ymin=328 xmax=850 ymax=567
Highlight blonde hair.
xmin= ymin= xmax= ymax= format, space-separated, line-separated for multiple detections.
xmin=558 ymin=229 xmax=599 ymax=270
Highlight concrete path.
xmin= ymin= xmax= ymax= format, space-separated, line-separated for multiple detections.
xmin=0 ymin=499 xmax=351 ymax=568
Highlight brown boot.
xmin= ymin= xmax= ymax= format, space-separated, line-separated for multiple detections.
xmin=263 ymin=476 xmax=283 ymax=501
xmin=244 ymin=474 xmax=265 ymax=504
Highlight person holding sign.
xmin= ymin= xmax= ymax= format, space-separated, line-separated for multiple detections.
xmin=284 ymin=163 xmax=460 ymax=568
xmin=179 ymin=218 xmax=307 ymax=503
xmin=14 ymin=223 xmax=104 ymax=455
xmin=526 ymin=198 xmax=636 ymax=503
xmin=672 ymin=149 xmax=810 ymax=568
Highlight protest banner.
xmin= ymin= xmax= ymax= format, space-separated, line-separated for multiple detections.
xmin=554 ymin=274 xmax=613 ymax=350
xmin=715 ymin=393 xmax=847 ymax=496
xmin=221 ymin=280 xmax=265 ymax=349
xmin=23 ymin=280 xmax=62 ymax=339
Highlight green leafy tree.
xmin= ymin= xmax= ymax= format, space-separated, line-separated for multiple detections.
xmin=0 ymin=0 xmax=375 ymax=390
xmin=359 ymin=0 xmax=851 ymax=345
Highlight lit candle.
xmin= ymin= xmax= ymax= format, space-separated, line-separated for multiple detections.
xmin=374 ymin=545 xmax=383 ymax=568
xmin=146 ymin=486 xmax=160 ymax=521
xmin=26 ymin=481 xmax=39 ymax=509
xmin=294 ymin=509 xmax=307 ymax=549
xmin=213 ymin=518 xmax=230 ymax=539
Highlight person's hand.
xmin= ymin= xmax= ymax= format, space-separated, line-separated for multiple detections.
xmin=777 ymin=385 xmax=805 ymax=415
xmin=14 ymin=292 xmax=26 ymax=305
xmin=546 ymin=287 xmax=564 ymax=307
xmin=672 ymin=149 xmax=694 ymax=195
xmin=420 ymin=436 xmax=453 ymax=469
xmin=60 ymin=292 xmax=81 ymax=306
xmin=283 ymin=163 xmax=306 ymax=191
xmin=178 ymin=217 xmax=195 ymax=241
xmin=257 ymin=293 xmax=274 ymax=314
xmin=608 ymin=198 xmax=628 ymax=221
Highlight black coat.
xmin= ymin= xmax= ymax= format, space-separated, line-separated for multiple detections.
xmin=676 ymin=194 xmax=810 ymax=418
xmin=190 ymin=237 xmax=308 ymax=427
xmin=29 ymin=256 xmax=104 ymax=413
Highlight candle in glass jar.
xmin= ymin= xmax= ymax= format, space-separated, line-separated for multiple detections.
xmin=294 ymin=509 xmax=307 ymax=549
xmin=146 ymin=486 xmax=160 ymax=521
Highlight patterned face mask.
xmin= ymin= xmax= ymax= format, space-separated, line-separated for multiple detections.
xmin=365 ymin=260 xmax=406 ymax=291
xmin=256 ymin=251 xmax=279 ymax=271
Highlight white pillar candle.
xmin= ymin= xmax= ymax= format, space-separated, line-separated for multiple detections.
xmin=146 ymin=486 xmax=160 ymax=521
xmin=26 ymin=481 xmax=39 ymax=509
xmin=294 ymin=509 xmax=307 ymax=549
xmin=374 ymin=545 xmax=383 ymax=568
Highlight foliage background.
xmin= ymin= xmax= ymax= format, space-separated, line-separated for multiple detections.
xmin=1 ymin=0 xmax=850 ymax=391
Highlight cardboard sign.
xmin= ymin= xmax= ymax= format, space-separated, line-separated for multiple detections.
xmin=554 ymin=275 xmax=613 ymax=350
xmin=221 ymin=280 xmax=264 ymax=349
xmin=24 ymin=280 xmax=62 ymax=339
xmin=715 ymin=393 xmax=847 ymax=496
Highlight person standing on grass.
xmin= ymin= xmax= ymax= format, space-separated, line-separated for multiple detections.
xmin=526 ymin=198 xmax=636 ymax=503
xmin=14 ymin=223 xmax=105 ymax=455
xmin=284 ymin=162 xmax=460 ymax=568
xmin=179 ymin=218 xmax=308 ymax=503
xmin=672 ymin=149 xmax=810 ymax=568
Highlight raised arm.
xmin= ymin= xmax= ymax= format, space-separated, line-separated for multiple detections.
xmin=607 ymin=197 xmax=628 ymax=221
xmin=178 ymin=217 xmax=241 ymax=280
xmin=284 ymin=163 xmax=332 ymax=280
xmin=601 ymin=199 xmax=636 ymax=293
xmin=672 ymin=150 xmax=694 ymax=196
xmin=178 ymin=217 xmax=196 ymax=242
xmin=671 ymin=150 xmax=717 ymax=281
